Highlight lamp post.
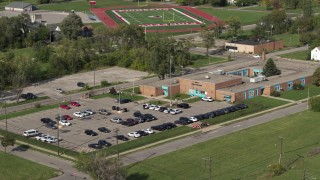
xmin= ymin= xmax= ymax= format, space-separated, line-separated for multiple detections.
xmin=266 ymin=30 xmax=271 ymax=52
xmin=93 ymin=68 xmax=96 ymax=87
xmin=56 ymin=113 xmax=61 ymax=156
xmin=115 ymin=128 xmax=119 ymax=145
xmin=278 ymin=136 xmax=284 ymax=165
xmin=169 ymin=56 xmax=172 ymax=107
xmin=232 ymin=36 xmax=237 ymax=60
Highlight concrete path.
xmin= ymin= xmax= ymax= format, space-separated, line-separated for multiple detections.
xmin=121 ymin=102 xmax=307 ymax=166
xmin=0 ymin=145 xmax=91 ymax=180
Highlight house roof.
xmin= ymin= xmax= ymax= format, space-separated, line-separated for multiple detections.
xmin=6 ymin=2 xmax=32 ymax=9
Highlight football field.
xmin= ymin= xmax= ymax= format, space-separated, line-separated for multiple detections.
xmin=112 ymin=8 xmax=204 ymax=27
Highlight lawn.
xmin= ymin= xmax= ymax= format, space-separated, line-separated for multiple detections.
xmin=146 ymin=100 xmax=167 ymax=105
xmin=279 ymin=50 xmax=309 ymax=60
xmin=280 ymin=85 xmax=320 ymax=101
xmin=190 ymin=54 xmax=226 ymax=68
xmin=165 ymin=93 xmax=190 ymax=100
xmin=202 ymin=96 xmax=289 ymax=125
xmin=90 ymin=92 xmax=146 ymax=101
xmin=126 ymin=110 xmax=320 ymax=180
xmin=183 ymin=97 xmax=202 ymax=103
xmin=198 ymin=8 xmax=269 ymax=25
xmin=273 ymin=33 xmax=301 ymax=47
xmin=0 ymin=96 xmax=50 ymax=108
xmin=0 ymin=47 xmax=35 ymax=59
xmin=0 ymin=151 xmax=58 ymax=180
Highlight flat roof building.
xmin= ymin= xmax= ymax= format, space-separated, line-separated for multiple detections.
xmin=225 ymin=40 xmax=284 ymax=54
xmin=5 ymin=2 xmax=33 ymax=12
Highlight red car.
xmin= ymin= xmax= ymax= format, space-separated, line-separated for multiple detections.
xmin=60 ymin=104 xmax=71 ymax=110
xmin=70 ymin=101 xmax=81 ymax=107
xmin=62 ymin=115 xmax=73 ymax=120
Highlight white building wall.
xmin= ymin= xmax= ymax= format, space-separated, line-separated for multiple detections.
xmin=311 ymin=48 xmax=320 ymax=61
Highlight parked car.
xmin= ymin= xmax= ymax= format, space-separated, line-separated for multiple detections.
xmin=127 ymin=131 xmax=141 ymax=138
xmin=115 ymin=135 xmax=129 ymax=141
xmin=202 ymin=97 xmax=213 ymax=102
xmin=136 ymin=130 xmax=149 ymax=136
xmin=98 ymin=140 xmax=112 ymax=147
xmin=189 ymin=117 xmax=198 ymax=122
xmin=135 ymin=117 xmax=145 ymax=123
xmin=154 ymin=106 xmax=164 ymax=111
xmin=60 ymin=104 xmax=71 ymax=110
xmin=84 ymin=109 xmax=94 ymax=115
xmin=163 ymin=122 xmax=177 ymax=129
xmin=23 ymin=129 xmax=40 ymax=137
xmin=45 ymin=123 xmax=57 ymax=129
xmin=115 ymin=98 xmax=132 ymax=104
xmin=163 ymin=108 xmax=172 ymax=114
xmin=98 ymin=127 xmax=111 ymax=133
xmin=21 ymin=93 xmax=37 ymax=100
xmin=253 ymin=54 xmax=261 ymax=58
xmin=40 ymin=118 xmax=55 ymax=124
xmin=174 ymin=119 xmax=190 ymax=125
xmin=151 ymin=125 xmax=167 ymax=131
xmin=170 ymin=109 xmax=182 ymax=115
xmin=62 ymin=115 xmax=73 ymax=120
xmin=133 ymin=111 xmax=142 ymax=117
xmin=35 ymin=133 xmax=46 ymax=140
xmin=70 ymin=101 xmax=81 ymax=107
xmin=73 ymin=112 xmax=85 ymax=118
xmin=158 ymin=106 xmax=167 ymax=112
xmin=77 ymin=82 xmax=85 ymax=87
xmin=122 ymin=118 xmax=139 ymax=126
xmin=85 ymin=129 xmax=98 ymax=136
xmin=110 ymin=117 xmax=123 ymax=124
xmin=88 ymin=143 xmax=102 ymax=149
xmin=142 ymin=128 xmax=154 ymax=134
xmin=177 ymin=103 xmax=190 ymax=109
xmin=46 ymin=137 xmax=58 ymax=143
xmin=148 ymin=104 xmax=157 ymax=110
xmin=59 ymin=120 xmax=71 ymax=126
xmin=98 ymin=109 xmax=111 ymax=116
xmin=142 ymin=104 xmax=150 ymax=109
xmin=55 ymin=88 xmax=64 ymax=93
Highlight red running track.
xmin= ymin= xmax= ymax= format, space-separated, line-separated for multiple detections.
xmin=90 ymin=6 xmax=223 ymax=32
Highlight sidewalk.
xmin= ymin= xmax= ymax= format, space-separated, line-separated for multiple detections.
xmin=261 ymin=94 xmax=296 ymax=103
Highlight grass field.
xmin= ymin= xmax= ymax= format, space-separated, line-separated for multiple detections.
xmin=202 ymin=96 xmax=289 ymax=125
xmin=190 ymin=54 xmax=226 ymax=68
xmin=0 ymin=151 xmax=58 ymax=180
xmin=0 ymin=47 xmax=35 ymax=59
xmin=199 ymin=8 xmax=269 ymax=25
xmin=273 ymin=33 xmax=301 ymax=47
xmin=280 ymin=85 xmax=320 ymax=101
xmin=126 ymin=110 xmax=320 ymax=179
xmin=90 ymin=92 xmax=146 ymax=101
xmin=279 ymin=50 xmax=309 ymax=60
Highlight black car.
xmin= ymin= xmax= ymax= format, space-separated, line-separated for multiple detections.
xmin=174 ymin=119 xmax=190 ymax=125
xmin=133 ymin=111 xmax=142 ymax=117
xmin=115 ymin=135 xmax=129 ymax=141
xmin=151 ymin=125 xmax=167 ymax=131
xmin=163 ymin=123 xmax=177 ymax=129
xmin=88 ymin=143 xmax=103 ymax=149
xmin=121 ymin=118 xmax=138 ymax=126
xmin=45 ymin=123 xmax=57 ymax=129
xmin=179 ymin=117 xmax=193 ymax=124
xmin=136 ymin=130 xmax=149 ymax=136
xmin=98 ymin=140 xmax=112 ymax=147
xmin=158 ymin=106 xmax=167 ymax=112
xmin=177 ymin=103 xmax=190 ymax=109
xmin=98 ymin=127 xmax=111 ymax=133
xmin=115 ymin=98 xmax=132 ymax=104
xmin=21 ymin=93 xmax=37 ymax=100
xmin=77 ymin=82 xmax=85 ymax=87
xmin=85 ymin=129 xmax=98 ymax=136
xmin=41 ymin=118 xmax=56 ymax=124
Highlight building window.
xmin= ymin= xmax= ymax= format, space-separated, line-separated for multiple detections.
xmin=249 ymin=91 xmax=254 ymax=97
xmin=274 ymin=85 xmax=281 ymax=92
xmin=256 ymin=89 xmax=259 ymax=96
xmin=288 ymin=82 xmax=293 ymax=90
xmin=300 ymin=78 xmax=305 ymax=85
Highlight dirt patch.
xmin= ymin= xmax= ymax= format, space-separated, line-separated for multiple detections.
xmin=308 ymin=147 xmax=320 ymax=157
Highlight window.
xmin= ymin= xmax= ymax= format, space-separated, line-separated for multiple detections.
xmin=249 ymin=90 xmax=254 ymax=97
xmin=274 ymin=85 xmax=281 ymax=92
xmin=300 ymin=79 xmax=305 ymax=85
xmin=288 ymin=82 xmax=293 ymax=90
xmin=256 ymin=89 xmax=259 ymax=96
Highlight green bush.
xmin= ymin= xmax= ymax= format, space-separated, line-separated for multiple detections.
xmin=292 ymin=82 xmax=304 ymax=90
xmin=271 ymin=91 xmax=281 ymax=97
xmin=34 ymin=102 xmax=41 ymax=108
xmin=100 ymin=80 xmax=110 ymax=87
xmin=309 ymin=96 xmax=320 ymax=112
xmin=269 ymin=163 xmax=286 ymax=176
xmin=84 ymin=83 xmax=91 ymax=90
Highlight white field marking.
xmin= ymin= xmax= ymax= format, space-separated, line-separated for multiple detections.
xmin=112 ymin=10 xmax=130 ymax=25
xmin=167 ymin=10 xmax=186 ymax=22
xmin=172 ymin=8 xmax=203 ymax=24
xmin=126 ymin=12 xmax=142 ymax=24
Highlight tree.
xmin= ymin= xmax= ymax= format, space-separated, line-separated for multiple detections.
xmin=309 ymin=96 xmax=320 ymax=111
xmin=201 ymin=27 xmax=215 ymax=56
xmin=60 ymin=13 xmax=83 ymax=40
xmin=75 ymin=152 xmax=126 ymax=180
xmin=262 ymin=58 xmax=281 ymax=77
xmin=302 ymin=0 xmax=313 ymax=18
xmin=312 ymin=67 xmax=320 ymax=86
xmin=226 ymin=16 xmax=242 ymax=37
xmin=211 ymin=0 xmax=227 ymax=6
xmin=0 ymin=135 xmax=15 ymax=154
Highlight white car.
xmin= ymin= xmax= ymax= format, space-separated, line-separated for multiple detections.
xmin=170 ymin=109 xmax=182 ymax=115
xmin=142 ymin=128 xmax=154 ymax=134
xmin=163 ymin=108 xmax=172 ymax=114
xmin=59 ymin=120 xmax=71 ymax=126
xmin=202 ymin=97 xmax=213 ymax=102
xmin=148 ymin=105 xmax=157 ymax=110
xmin=46 ymin=137 xmax=58 ymax=143
xmin=35 ymin=134 xmax=47 ymax=141
xmin=40 ymin=135 xmax=51 ymax=142
xmin=55 ymin=88 xmax=64 ymax=93
xmin=73 ymin=112 xmax=85 ymax=118
xmin=127 ymin=132 xmax=141 ymax=138
xmin=110 ymin=117 xmax=123 ymax=123
xmin=80 ymin=111 xmax=90 ymax=116
xmin=253 ymin=54 xmax=261 ymax=58
xmin=189 ymin=117 xmax=198 ymax=122
xmin=154 ymin=106 xmax=162 ymax=111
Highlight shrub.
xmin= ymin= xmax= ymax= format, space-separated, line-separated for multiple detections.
xmin=292 ymin=82 xmax=304 ymax=90
xmin=309 ymin=96 xmax=320 ymax=112
xmin=100 ymin=80 xmax=110 ymax=87
xmin=84 ymin=83 xmax=91 ymax=90
xmin=34 ymin=102 xmax=41 ymax=108
xmin=271 ymin=91 xmax=281 ymax=97
xmin=269 ymin=163 xmax=286 ymax=176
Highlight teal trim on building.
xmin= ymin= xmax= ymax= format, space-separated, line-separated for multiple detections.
xmin=243 ymin=91 xmax=247 ymax=100
xmin=300 ymin=77 xmax=306 ymax=86
xmin=274 ymin=84 xmax=281 ymax=92
xmin=226 ymin=69 xmax=249 ymax=77
xmin=287 ymin=81 xmax=293 ymax=90
xmin=253 ymin=68 xmax=263 ymax=77
xmin=248 ymin=89 xmax=255 ymax=99
xmin=162 ymin=86 xmax=168 ymax=96
xmin=188 ymin=89 xmax=206 ymax=98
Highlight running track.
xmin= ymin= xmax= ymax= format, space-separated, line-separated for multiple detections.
xmin=90 ymin=6 xmax=223 ymax=32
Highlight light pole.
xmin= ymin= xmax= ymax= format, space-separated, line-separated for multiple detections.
xmin=132 ymin=81 xmax=135 ymax=95
xmin=270 ymin=24 xmax=273 ymax=37
xmin=169 ymin=56 xmax=172 ymax=107
xmin=93 ymin=68 xmax=96 ymax=87
xmin=266 ymin=30 xmax=271 ymax=52
xmin=115 ymin=128 xmax=119 ymax=145
xmin=278 ymin=136 xmax=284 ymax=165
xmin=57 ymin=113 xmax=61 ymax=156
xmin=232 ymin=36 xmax=237 ymax=60
xmin=118 ymin=89 xmax=122 ymax=109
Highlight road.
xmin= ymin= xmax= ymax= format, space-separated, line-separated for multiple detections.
xmin=121 ymin=102 xmax=307 ymax=166
xmin=0 ymin=145 xmax=91 ymax=180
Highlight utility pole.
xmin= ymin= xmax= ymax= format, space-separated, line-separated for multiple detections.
xmin=169 ymin=56 xmax=172 ymax=107
xmin=202 ymin=157 xmax=213 ymax=180
xmin=278 ymin=136 xmax=284 ymax=165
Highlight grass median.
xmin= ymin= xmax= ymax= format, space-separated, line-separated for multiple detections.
xmin=1 ymin=96 xmax=50 ymax=108
xmin=91 ymin=92 xmax=146 ymax=101
xmin=279 ymin=85 xmax=320 ymax=101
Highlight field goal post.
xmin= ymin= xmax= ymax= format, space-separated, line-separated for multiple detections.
xmin=138 ymin=0 xmax=148 ymax=7
xmin=163 ymin=10 xmax=175 ymax=23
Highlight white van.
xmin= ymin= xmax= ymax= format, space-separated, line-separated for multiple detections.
xmin=23 ymin=129 xmax=39 ymax=137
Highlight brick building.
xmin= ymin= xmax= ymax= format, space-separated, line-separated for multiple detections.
xmin=225 ymin=40 xmax=284 ymax=54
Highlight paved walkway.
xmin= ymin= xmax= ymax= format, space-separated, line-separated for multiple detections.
xmin=261 ymin=94 xmax=296 ymax=103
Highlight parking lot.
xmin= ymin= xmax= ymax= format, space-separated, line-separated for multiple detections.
xmin=0 ymin=96 xmax=231 ymax=152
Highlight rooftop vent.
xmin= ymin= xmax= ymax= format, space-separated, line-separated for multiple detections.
xmin=205 ymin=75 xmax=210 ymax=79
